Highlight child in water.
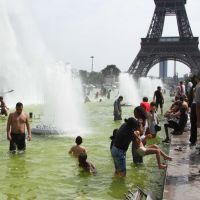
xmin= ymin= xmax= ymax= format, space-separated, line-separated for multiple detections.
xmin=78 ymin=152 xmax=96 ymax=175
xmin=69 ymin=136 xmax=86 ymax=157
xmin=133 ymin=130 xmax=172 ymax=169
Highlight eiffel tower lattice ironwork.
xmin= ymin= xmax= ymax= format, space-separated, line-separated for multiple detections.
xmin=128 ymin=0 xmax=200 ymax=77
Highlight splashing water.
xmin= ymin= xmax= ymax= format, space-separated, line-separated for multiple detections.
xmin=138 ymin=77 xmax=164 ymax=100
xmin=0 ymin=0 xmax=51 ymax=105
xmin=119 ymin=73 xmax=140 ymax=106
xmin=41 ymin=62 xmax=85 ymax=134
xmin=119 ymin=73 xmax=164 ymax=105
xmin=0 ymin=0 xmax=85 ymax=135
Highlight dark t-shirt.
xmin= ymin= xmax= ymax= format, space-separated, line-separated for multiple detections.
xmin=113 ymin=99 xmax=122 ymax=114
xmin=154 ymin=90 xmax=163 ymax=102
xmin=113 ymin=123 xmax=134 ymax=152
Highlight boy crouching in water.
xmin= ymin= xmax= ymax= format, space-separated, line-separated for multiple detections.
xmin=78 ymin=152 xmax=96 ymax=175
xmin=133 ymin=130 xmax=172 ymax=169
xmin=69 ymin=136 xmax=86 ymax=157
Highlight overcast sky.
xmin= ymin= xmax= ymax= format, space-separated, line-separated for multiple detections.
xmin=22 ymin=0 xmax=200 ymax=76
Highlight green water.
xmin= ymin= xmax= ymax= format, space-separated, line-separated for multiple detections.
xmin=0 ymin=99 xmax=170 ymax=200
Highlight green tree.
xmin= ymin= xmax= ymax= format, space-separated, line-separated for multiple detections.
xmin=101 ymin=65 xmax=121 ymax=76
xmin=88 ymin=71 xmax=103 ymax=85
xmin=79 ymin=70 xmax=89 ymax=84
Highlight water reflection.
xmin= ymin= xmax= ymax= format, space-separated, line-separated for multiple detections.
xmin=108 ymin=177 xmax=129 ymax=199
xmin=5 ymin=153 xmax=36 ymax=199
xmin=0 ymin=98 xmax=168 ymax=199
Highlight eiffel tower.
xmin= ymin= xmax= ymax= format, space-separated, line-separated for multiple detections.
xmin=128 ymin=0 xmax=200 ymax=77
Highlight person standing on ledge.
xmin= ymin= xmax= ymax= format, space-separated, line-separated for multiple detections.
xmin=113 ymin=96 xmax=123 ymax=121
xmin=7 ymin=102 xmax=31 ymax=153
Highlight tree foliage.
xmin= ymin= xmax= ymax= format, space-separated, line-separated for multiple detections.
xmin=88 ymin=71 xmax=103 ymax=85
xmin=79 ymin=64 xmax=120 ymax=85
xmin=101 ymin=65 xmax=121 ymax=76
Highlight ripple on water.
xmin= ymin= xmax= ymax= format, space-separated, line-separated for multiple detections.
xmin=0 ymin=100 xmax=170 ymax=199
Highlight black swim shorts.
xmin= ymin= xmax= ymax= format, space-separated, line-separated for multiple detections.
xmin=9 ymin=133 xmax=26 ymax=152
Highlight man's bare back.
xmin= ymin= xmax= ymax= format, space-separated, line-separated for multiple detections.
xmin=69 ymin=136 xmax=86 ymax=157
xmin=69 ymin=145 xmax=86 ymax=157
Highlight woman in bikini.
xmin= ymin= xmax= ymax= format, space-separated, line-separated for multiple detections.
xmin=133 ymin=130 xmax=172 ymax=169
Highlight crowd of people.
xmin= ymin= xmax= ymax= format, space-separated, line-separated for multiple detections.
xmin=1 ymin=72 xmax=200 ymax=178
xmin=84 ymin=86 xmax=112 ymax=103
xmin=111 ymin=90 xmax=171 ymax=176
xmin=110 ymin=72 xmax=200 ymax=177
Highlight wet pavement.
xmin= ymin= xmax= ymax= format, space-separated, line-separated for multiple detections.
xmin=163 ymin=131 xmax=200 ymax=200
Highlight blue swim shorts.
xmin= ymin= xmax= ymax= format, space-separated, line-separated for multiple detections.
xmin=111 ymin=145 xmax=126 ymax=172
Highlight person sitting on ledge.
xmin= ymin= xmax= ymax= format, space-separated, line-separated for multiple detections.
xmin=164 ymin=101 xmax=182 ymax=120
xmin=133 ymin=130 xmax=172 ymax=169
xmin=162 ymin=106 xmax=188 ymax=143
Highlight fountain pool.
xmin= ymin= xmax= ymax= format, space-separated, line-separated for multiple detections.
xmin=0 ymin=97 xmax=170 ymax=199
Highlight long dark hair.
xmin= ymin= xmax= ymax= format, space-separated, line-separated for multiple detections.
xmin=78 ymin=153 xmax=90 ymax=171
xmin=124 ymin=117 xmax=139 ymax=130
xmin=134 ymin=106 xmax=147 ymax=121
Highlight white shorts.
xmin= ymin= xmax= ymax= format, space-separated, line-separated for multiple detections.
xmin=136 ymin=146 xmax=146 ymax=157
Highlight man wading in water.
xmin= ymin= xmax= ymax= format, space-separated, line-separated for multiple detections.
xmin=153 ymin=86 xmax=164 ymax=115
xmin=113 ymin=96 xmax=123 ymax=121
xmin=7 ymin=102 xmax=31 ymax=153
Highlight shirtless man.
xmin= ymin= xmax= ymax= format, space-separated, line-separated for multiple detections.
xmin=7 ymin=102 xmax=31 ymax=152
xmin=69 ymin=136 xmax=86 ymax=157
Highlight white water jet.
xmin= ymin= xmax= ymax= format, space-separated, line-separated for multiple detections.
xmin=0 ymin=0 xmax=85 ymax=135
xmin=41 ymin=62 xmax=85 ymax=134
xmin=119 ymin=73 xmax=140 ymax=106
xmin=0 ymin=0 xmax=49 ymax=106
xmin=138 ymin=77 xmax=163 ymax=101
xmin=119 ymin=73 xmax=164 ymax=106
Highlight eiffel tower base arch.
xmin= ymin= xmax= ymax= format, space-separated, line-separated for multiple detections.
xmin=128 ymin=37 xmax=200 ymax=77
xmin=128 ymin=0 xmax=200 ymax=77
